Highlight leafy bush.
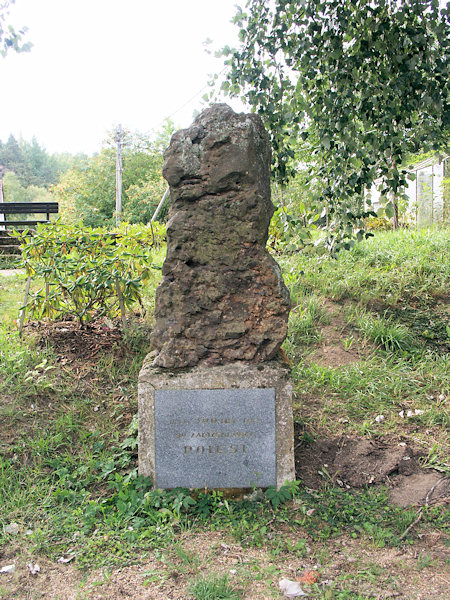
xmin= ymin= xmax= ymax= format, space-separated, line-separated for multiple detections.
xmin=364 ymin=216 xmax=393 ymax=231
xmin=268 ymin=207 xmax=312 ymax=253
xmin=16 ymin=221 xmax=165 ymax=326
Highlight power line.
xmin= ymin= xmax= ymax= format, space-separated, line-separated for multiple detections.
xmin=164 ymin=66 xmax=227 ymax=122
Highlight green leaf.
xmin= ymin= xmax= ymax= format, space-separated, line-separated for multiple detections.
xmin=384 ymin=201 xmax=394 ymax=219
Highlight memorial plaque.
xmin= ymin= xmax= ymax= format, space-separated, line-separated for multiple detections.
xmin=154 ymin=388 xmax=276 ymax=489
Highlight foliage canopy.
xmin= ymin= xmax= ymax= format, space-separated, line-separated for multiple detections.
xmin=221 ymin=0 xmax=449 ymax=251
xmin=0 ymin=0 xmax=31 ymax=57
xmin=0 ymin=135 xmax=65 ymax=188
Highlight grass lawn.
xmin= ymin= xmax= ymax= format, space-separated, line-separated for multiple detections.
xmin=0 ymin=229 xmax=448 ymax=599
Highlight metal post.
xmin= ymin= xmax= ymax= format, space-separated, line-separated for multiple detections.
xmin=151 ymin=187 xmax=170 ymax=222
xmin=19 ymin=275 xmax=32 ymax=337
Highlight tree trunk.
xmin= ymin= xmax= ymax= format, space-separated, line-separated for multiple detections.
xmin=393 ymin=196 xmax=399 ymax=229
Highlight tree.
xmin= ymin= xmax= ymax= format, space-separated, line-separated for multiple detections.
xmin=53 ymin=129 xmax=170 ymax=227
xmin=0 ymin=0 xmax=31 ymax=57
xmin=221 ymin=0 xmax=449 ymax=251
xmin=0 ymin=135 xmax=61 ymax=188
xmin=2 ymin=171 xmax=52 ymax=203
xmin=0 ymin=134 xmax=26 ymax=180
xmin=21 ymin=137 xmax=59 ymax=187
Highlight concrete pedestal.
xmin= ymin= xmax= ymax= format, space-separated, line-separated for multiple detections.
xmin=138 ymin=358 xmax=295 ymax=490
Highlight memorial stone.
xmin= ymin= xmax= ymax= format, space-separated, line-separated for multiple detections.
xmin=151 ymin=103 xmax=290 ymax=368
xmin=139 ymin=104 xmax=295 ymax=489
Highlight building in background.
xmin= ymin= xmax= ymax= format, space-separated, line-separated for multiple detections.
xmin=368 ymin=153 xmax=449 ymax=227
xmin=406 ymin=154 xmax=449 ymax=228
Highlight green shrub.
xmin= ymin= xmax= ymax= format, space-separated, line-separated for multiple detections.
xmin=16 ymin=221 xmax=165 ymax=326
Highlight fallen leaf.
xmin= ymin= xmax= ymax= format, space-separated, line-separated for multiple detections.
xmin=297 ymin=570 xmax=320 ymax=585
xmin=279 ymin=577 xmax=307 ymax=597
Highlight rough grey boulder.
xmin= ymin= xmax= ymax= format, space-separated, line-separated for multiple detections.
xmin=151 ymin=104 xmax=290 ymax=368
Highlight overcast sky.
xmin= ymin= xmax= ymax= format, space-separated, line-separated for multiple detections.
xmin=1 ymin=0 xmax=245 ymax=155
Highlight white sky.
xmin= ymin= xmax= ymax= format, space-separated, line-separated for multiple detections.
xmin=1 ymin=0 xmax=245 ymax=155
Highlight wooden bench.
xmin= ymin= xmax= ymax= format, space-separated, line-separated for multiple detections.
xmin=0 ymin=202 xmax=59 ymax=227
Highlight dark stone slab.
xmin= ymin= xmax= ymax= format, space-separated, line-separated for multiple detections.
xmin=154 ymin=388 xmax=276 ymax=489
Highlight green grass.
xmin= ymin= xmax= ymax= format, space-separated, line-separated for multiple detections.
xmin=293 ymin=352 xmax=449 ymax=441
xmin=189 ymin=574 xmax=242 ymax=600
xmin=283 ymin=292 xmax=329 ymax=359
xmin=282 ymin=228 xmax=449 ymax=457
xmin=0 ymin=229 xmax=449 ymax=598
xmin=351 ymin=307 xmax=417 ymax=353
xmin=0 ymin=271 xmax=29 ymax=325
xmin=281 ymin=228 xmax=449 ymax=306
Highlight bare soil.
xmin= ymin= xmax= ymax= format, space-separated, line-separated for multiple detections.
xmin=27 ymin=316 xmax=133 ymax=362
xmin=307 ymin=299 xmax=367 ymax=367
xmin=2 ymin=532 xmax=449 ymax=599
xmin=294 ymin=430 xmax=449 ymax=507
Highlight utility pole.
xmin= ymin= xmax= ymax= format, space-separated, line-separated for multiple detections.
xmin=115 ymin=124 xmax=123 ymax=225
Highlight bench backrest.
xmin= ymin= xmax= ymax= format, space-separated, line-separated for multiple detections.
xmin=0 ymin=202 xmax=59 ymax=228
xmin=0 ymin=202 xmax=59 ymax=215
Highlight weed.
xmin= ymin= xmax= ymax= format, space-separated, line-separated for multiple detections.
xmin=265 ymin=481 xmax=299 ymax=508
xmin=122 ymin=317 xmax=152 ymax=355
xmin=419 ymin=445 xmax=450 ymax=475
xmin=416 ymin=552 xmax=437 ymax=570
xmin=172 ymin=543 xmax=201 ymax=569
xmin=0 ymin=325 xmax=53 ymax=396
xmin=342 ymin=336 xmax=354 ymax=351
xmin=296 ymin=486 xmax=423 ymax=544
xmin=352 ymin=308 xmax=417 ymax=353
xmin=142 ymin=568 xmax=168 ymax=586
xmin=189 ymin=573 xmax=242 ymax=600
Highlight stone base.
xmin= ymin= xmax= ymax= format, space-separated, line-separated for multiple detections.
xmin=138 ymin=357 xmax=295 ymax=490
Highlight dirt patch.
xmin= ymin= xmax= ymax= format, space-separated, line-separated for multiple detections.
xmin=26 ymin=317 xmax=134 ymax=362
xmin=294 ymin=427 xmax=449 ymax=507
xmin=308 ymin=338 xmax=362 ymax=367
xmin=308 ymin=299 xmax=369 ymax=367
xmin=389 ymin=472 xmax=449 ymax=508
xmin=1 ymin=532 xmax=449 ymax=600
